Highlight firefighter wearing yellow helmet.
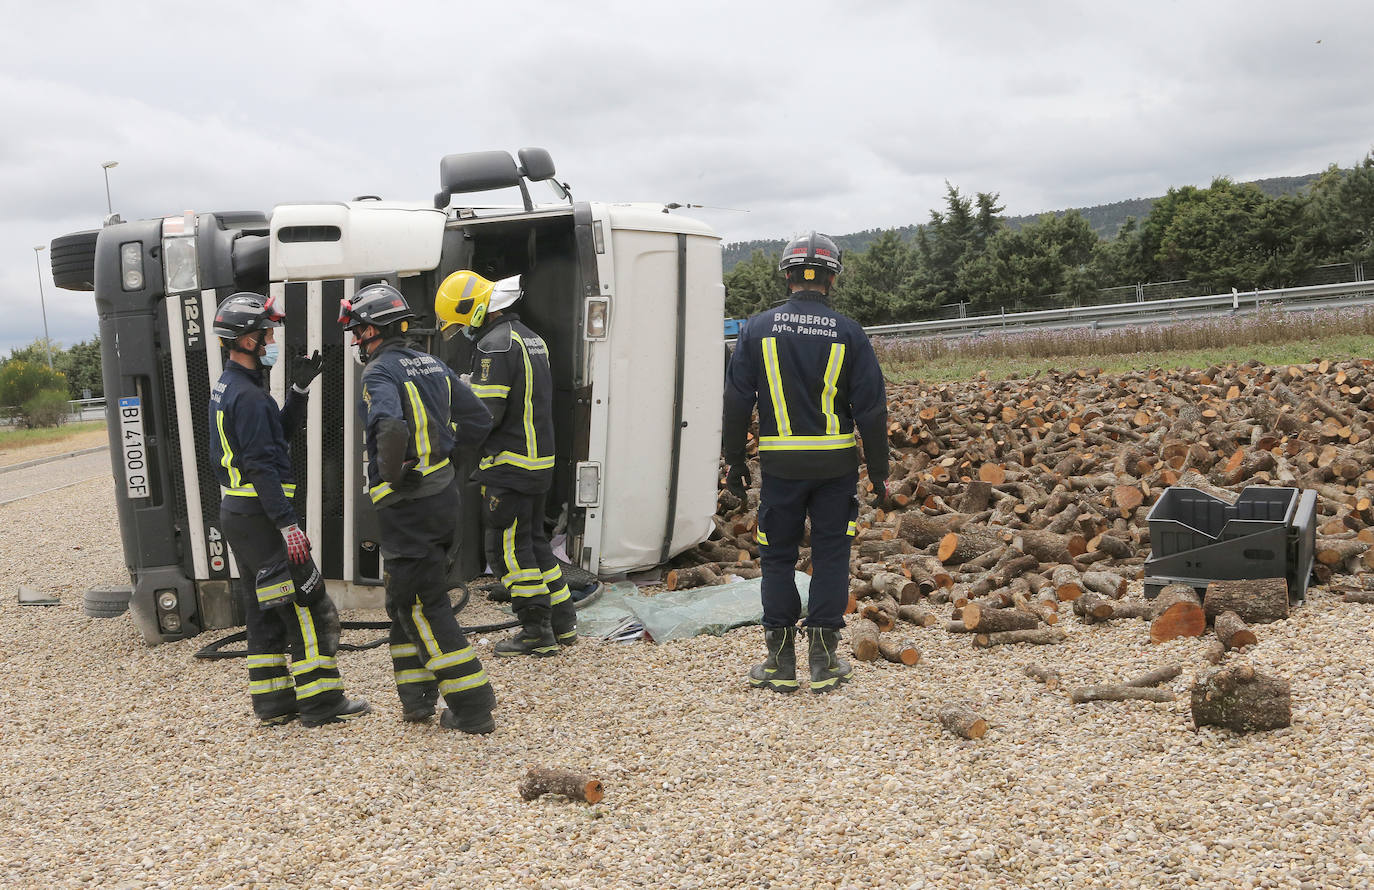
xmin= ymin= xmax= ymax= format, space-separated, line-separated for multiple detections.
xmin=435 ymin=271 xmax=577 ymax=656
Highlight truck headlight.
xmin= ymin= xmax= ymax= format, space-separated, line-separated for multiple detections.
xmin=584 ymin=298 xmax=609 ymax=340
xmin=575 ymin=462 xmax=601 ymax=507
xmin=159 ymin=612 xmax=181 ymax=632
xmin=162 ymin=234 xmax=199 ymax=293
xmin=120 ymin=242 xmax=144 ymax=291
xmin=156 ymin=590 xmax=179 ymax=611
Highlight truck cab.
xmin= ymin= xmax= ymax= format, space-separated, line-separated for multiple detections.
xmin=56 ymin=148 xmax=725 ymax=644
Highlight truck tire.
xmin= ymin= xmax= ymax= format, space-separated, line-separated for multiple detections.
xmin=82 ymin=586 xmax=132 ymax=618
xmin=50 ymin=230 xmax=99 ymax=292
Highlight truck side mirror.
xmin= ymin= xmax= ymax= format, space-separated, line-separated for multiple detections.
xmin=516 ymin=147 xmax=557 ymax=182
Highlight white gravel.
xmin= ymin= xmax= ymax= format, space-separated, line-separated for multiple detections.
xmin=4 ymin=452 xmax=1374 ymax=889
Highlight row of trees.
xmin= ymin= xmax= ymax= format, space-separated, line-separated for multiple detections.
xmin=725 ymin=153 xmax=1374 ymax=324
xmin=0 ymin=337 xmax=103 ymax=428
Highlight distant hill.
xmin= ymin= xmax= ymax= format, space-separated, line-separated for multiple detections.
xmin=721 ymin=172 xmax=1325 ymax=271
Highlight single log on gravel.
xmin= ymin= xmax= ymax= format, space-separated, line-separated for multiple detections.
xmin=1051 ymin=564 xmax=1084 ymax=601
xmin=1070 ymin=685 xmax=1175 ymax=704
xmin=968 ymin=552 xmax=1040 ymax=598
xmin=1081 ymin=571 xmax=1128 ymax=598
xmin=877 ymin=638 xmax=921 ymax=665
xmin=519 ymin=768 xmax=605 ymax=804
xmin=1190 ymin=663 xmax=1292 ymax=732
xmin=849 ymin=618 xmax=881 ymax=661
xmin=945 ymin=620 xmax=973 ymax=633
xmin=937 ymin=705 xmax=988 ymax=740
xmin=1202 ymin=578 xmax=1289 ymax=624
xmin=1214 ymin=610 xmax=1259 ymax=650
xmin=896 ymin=604 xmax=938 ymax=626
xmin=1202 ymin=639 xmax=1227 ymax=664
xmin=1313 ymin=532 xmax=1368 ymax=565
xmin=962 ymin=604 xmax=1039 ymax=633
xmin=1024 ymin=665 xmax=1060 ymax=689
xmin=1149 ymin=584 xmax=1207 ymax=644
xmin=1123 ymin=664 xmax=1183 ymax=688
xmin=1342 ymin=590 xmax=1374 ymax=604
xmin=973 ymin=627 xmax=1067 ymax=648
xmin=938 ymin=527 xmax=1003 ymax=564
xmin=898 ymin=512 xmax=968 ymax=548
xmin=860 ymin=600 xmax=897 ymax=632
xmin=1073 ymin=592 xmax=1115 ymax=622
xmin=666 ymin=564 xmax=722 ymax=590
xmin=872 ymin=571 xmax=920 ymax=604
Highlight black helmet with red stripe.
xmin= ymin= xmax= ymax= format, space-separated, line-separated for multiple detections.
xmin=777 ymin=231 xmax=843 ymax=276
xmin=212 ymin=292 xmax=284 ymax=342
xmin=337 ymin=282 xmax=415 ymax=331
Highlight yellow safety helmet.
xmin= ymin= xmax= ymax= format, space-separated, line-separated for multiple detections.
xmin=435 ymin=270 xmax=494 ymax=339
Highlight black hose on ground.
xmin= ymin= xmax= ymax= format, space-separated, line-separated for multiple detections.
xmin=194 ymin=582 xmax=521 ymax=660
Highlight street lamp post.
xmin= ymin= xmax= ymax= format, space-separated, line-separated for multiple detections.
xmin=32 ymin=246 xmax=54 ymax=370
xmin=101 ymin=161 xmax=119 ymax=217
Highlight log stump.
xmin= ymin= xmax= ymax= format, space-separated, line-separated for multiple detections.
xmin=877 ymin=638 xmax=921 ymax=665
xmin=849 ymin=618 xmax=881 ymax=662
xmin=1190 ymin=663 xmax=1292 ymax=732
xmin=937 ymin=704 xmax=988 ymax=739
xmin=962 ymin=604 xmax=1039 ymax=633
xmin=1149 ymin=584 xmax=1206 ymax=644
xmin=519 ymin=767 xmax=605 ymax=804
xmin=1202 ymin=578 xmax=1289 ymax=625
xmin=1214 ymin=610 xmax=1258 ymax=650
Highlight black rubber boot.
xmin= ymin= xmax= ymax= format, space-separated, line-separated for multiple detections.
xmin=439 ymin=683 xmax=497 ymax=735
xmin=402 ymin=701 xmax=436 ymax=723
xmin=807 ymin=627 xmax=853 ymax=693
xmin=494 ymin=606 xmax=559 ymax=657
xmin=258 ymin=711 xmax=298 ymax=727
xmin=551 ymin=598 xmax=578 ymax=647
xmin=748 ymin=626 xmax=798 ymax=693
xmin=300 ymin=697 xmax=372 ymax=727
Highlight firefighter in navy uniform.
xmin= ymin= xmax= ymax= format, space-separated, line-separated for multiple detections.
xmin=723 ymin=232 xmax=890 ymax=694
xmin=339 ymin=283 xmax=499 ymax=734
xmin=209 ymin=292 xmax=371 ymax=726
xmin=434 ymin=271 xmax=578 ymax=657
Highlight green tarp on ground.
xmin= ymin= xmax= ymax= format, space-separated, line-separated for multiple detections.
xmin=573 ymin=572 xmax=813 ymax=642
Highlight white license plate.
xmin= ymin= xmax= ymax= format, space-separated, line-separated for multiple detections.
xmin=118 ymin=396 xmax=150 ymax=499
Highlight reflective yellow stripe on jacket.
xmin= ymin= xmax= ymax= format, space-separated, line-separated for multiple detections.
xmin=476 ymin=329 xmax=553 ymax=473
xmin=216 ymin=409 xmax=298 ymax=498
xmin=757 ymin=337 xmax=856 ymax=453
xmin=368 ymin=380 xmax=454 ymax=505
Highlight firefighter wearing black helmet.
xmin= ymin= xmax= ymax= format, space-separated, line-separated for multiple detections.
xmin=209 ymin=292 xmax=371 ymax=727
xmin=339 ymin=282 xmax=498 ymax=734
xmin=722 ymin=232 xmax=890 ymax=694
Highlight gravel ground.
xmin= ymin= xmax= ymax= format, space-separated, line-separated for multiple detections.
xmin=3 ymin=443 xmax=1374 ymax=889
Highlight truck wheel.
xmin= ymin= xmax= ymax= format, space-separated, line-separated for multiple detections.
xmin=50 ymin=230 xmax=99 ymax=292
xmin=83 ymin=586 xmax=132 ymax=618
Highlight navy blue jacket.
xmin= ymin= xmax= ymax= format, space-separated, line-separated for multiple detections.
xmin=467 ymin=313 xmax=556 ymax=494
xmin=723 ymin=291 xmax=889 ymax=481
xmin=209 ymin=361 xmax=305 ymax=528
xmin=360 ymin=339 xmax=492 ymax=506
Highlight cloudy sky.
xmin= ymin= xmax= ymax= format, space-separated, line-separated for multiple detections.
xmin=3 ymin=0 xmax=1371 ymax=356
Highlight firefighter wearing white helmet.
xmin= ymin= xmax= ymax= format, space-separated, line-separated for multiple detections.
xmin=435 ymin=270 xmax=577 ymax=656
xmin=723 ymin=232 xmax=890 ymax=694
xmin=339 ymin=282 xmax=499 ymax=733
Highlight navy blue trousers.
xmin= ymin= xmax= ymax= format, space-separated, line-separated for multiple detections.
xmin=757 ymin=471 xmax=858 ymax=629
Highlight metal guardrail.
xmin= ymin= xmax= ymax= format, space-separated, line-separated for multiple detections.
xmin=860 ymin=279 xmax=1374 ymax=340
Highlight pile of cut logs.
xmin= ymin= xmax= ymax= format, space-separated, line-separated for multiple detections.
xmin=672 ymin=358 xmax=1374 ymax=732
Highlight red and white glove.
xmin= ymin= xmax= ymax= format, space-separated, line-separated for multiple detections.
xmin=280 ymin=523 xmax=312 ymax=565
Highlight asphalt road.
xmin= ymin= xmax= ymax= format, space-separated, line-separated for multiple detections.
xmin=0 ymin=448 xmax=113 ymax=506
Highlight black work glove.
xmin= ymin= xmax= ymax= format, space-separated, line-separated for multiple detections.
xmin=726 ymin=463 xmax=752 ymax=499
xmin=394 ymin=459 xmax=423 ymax=493
xmin=292 ymin=349 xmax=324 ymax=391
xmin=872 ymin=477 xmax=893 ymax=510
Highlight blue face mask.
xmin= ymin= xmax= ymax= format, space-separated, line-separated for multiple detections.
xmin=260 ymin=343 xmax=280 ymax=367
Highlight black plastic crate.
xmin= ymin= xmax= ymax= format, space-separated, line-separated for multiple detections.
xmin=1144 ymin=485 xmax=1316 ymax=600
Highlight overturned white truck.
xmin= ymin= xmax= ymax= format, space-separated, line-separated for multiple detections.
xmin=52 ymin=148 xmax=725 ymax=644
